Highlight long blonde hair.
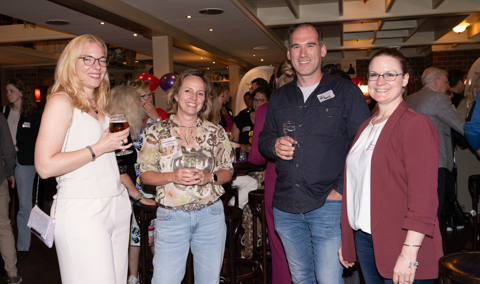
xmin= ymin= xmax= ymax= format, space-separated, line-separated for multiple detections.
xmin=105 ymin=85 xmax=144 ymax=140
xmin=49 ymin=34 xmax=110 ymax=114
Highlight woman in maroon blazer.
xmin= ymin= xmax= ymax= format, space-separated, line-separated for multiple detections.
xmin=338 ymin=48 xmax=442 ymax=284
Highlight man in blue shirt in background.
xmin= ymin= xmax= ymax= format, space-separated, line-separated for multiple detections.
xmin=259 ymin=23 xmax=370 ymax=283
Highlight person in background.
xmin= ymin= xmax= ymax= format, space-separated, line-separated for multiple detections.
xmin=212 ymin=83 xmax=233 ymax=131
xmin=339 ymin=48 xmax=442 ymax=284
xmin=105 ymin=85 xmax=157 ymax=284
xmin=4 ymin=78 xmax=42 ymax=261
xmin=249 ymin=59 xmax=295 ymax=284
xmin=0 ymin=113 xmax=21 ymax=284
xmin=249 ymin=78 xmax=269 ymax=95
xmin=259 ymin=23 xmax=370 ymax=283
xmin=464 ymin=73 xmax=480 ymax=154
xmin=130 ymin=79 xmax=169 ymax=130
xmin=139 ymin=69 xmax=233 ymax=284
xmin=35 ymin=34 xmax=132 ymax=283
xmin=237 ymin=92 xmax=254 ymax=116
xmin=448 ymin=70 xmax=465 ymax=108
xmin=458 ymin=72 xmax=480 ymax=119
xmin=406 ymin=67 xmax=465 ymax=219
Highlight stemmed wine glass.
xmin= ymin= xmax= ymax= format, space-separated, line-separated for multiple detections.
xmin=110 ymin=113 xmax=133 ymax=156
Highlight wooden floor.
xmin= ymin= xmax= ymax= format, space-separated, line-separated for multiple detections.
xmin=0 ymin=216 xmax=477 ymax=284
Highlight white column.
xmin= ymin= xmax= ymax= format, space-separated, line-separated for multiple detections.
xmin=152 ymin=35 xmax=174 ymax=111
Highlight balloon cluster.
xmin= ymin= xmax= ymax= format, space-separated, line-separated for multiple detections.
xmin=136 ymin=73 xmax=178 ymax=92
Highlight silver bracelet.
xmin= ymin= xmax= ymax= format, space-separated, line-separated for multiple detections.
xmin=86 ymin=145 xmax=96 ymax=162
xmin=403 ymin=243 xmax=422 ymax=247
xmin=134 ymin=191 xmax=144 ymax=202
xmin=399 ymin=254 xmax=418 ymax=269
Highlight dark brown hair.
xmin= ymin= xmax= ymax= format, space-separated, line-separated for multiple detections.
xmin=6 ymin=79 xmax=37 ymax=117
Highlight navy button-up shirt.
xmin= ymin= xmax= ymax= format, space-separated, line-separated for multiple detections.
xmin=259 ymin=70 xmax=370 ymax=214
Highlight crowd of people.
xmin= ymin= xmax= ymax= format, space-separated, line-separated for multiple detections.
xmin=0 ymin=20 xmax=478 ymax=284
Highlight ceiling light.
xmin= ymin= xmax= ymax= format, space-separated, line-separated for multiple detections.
xmin=261 ymin=59 xmax=264 ymax=62
xmin=133 ymin=33 xmax=138 ymax=36
xmin=253 ymin=54 xmax=256 ymax=57
xmin=213 ymin=62 xmax=215 ymax=64
xmin=360 ymin=0 xmax=369 ymax=3
xmin=207 ymin=67 xmax=210 ymax=70
xmin=201 ymin=57 xmax=203 ymax=60
xmin=45 ymin=19 xmax=70 ymax=26
xmin=199 ymin=8 xmax=225 ymax=15
xmin=186 ymin=15 xmax=192 ymax=19
xmin=100 ymin=22 xmax=105 ymax=25
xmin=453 ymin=23 xmax=470 ymax=33
xmin=253 ymin=46 xmax=269 ymax=50
xmin=209 ymin=28 xmax=214 ymax=32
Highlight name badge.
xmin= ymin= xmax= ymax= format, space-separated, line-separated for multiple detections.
xmin=242 ymin=126 xmax=251 ymax=132
xmin=161 ymin=137 xmax=177 ymax=148
xmin=317 ymin=90 xmax=335 ymax=103
xmin=22 ymin=122 xmax=31 ymax=128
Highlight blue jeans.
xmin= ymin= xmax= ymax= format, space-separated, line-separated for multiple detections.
xmin=273 ymin=200 xmax=344 ymax=284
xmin=152 ymin=200 xmax=226 ymax=284
xmin=355 ymin=230 xmax=435 ymax=284
xmin=15 ymin=159 xmax=36 ymax=252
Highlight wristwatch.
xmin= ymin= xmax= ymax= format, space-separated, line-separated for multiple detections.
xmin=156 ymin=117 xmax=161 ymax=123
xmin=212 ymin=173 xmax=218 ymax=183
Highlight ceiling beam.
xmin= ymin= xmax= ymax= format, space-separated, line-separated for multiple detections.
xmin=403 ymin=18 xmax=427 ymax=43
xmin=385 ymin=0 xmax=396 ymax=13
xmin=416 ymin=45 xmax=430 ymax=54
xmin=372 ymin=30 xmax=377 ymax=44
xmin=49 ymin=0 xmax=256 ymax=70
xmin=432 ymin=0 xmax=445 ymax=9
xmin=230 ymin=0 xmax=288 ymax=53
xmin=378 ymin=20 xmax=385 ymax=30
xmin=284 ymin=0 xmax=300 ymax=19
xmin=338 ymin=0 xmax=344 ymax=17
xmin=366 ymin=48 xmax=372 ymax=57
xmin=433 ymin=15 xmax=469 ymax=41
xmin=467 ymin=22 xmax=480 ymax=39
xmin=0 ymin=25 xmax=75 ymax=44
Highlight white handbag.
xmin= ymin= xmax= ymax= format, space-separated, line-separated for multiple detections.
xmin=27 ymin=177 xmax=55 ymax=248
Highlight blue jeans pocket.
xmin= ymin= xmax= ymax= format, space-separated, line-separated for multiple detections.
xmin=156 ymin=207 xmax=173 ymax=220
xmin=207 ymin=201 xmax=223 ymax=215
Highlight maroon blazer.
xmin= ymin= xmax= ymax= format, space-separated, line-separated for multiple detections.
xmin=340 ymin=101 xmax=443 ymax=279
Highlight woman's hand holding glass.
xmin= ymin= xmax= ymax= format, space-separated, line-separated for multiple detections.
xmin=93 ymin=127 xmax=132 ymax=156
xmin=171 ymin=168 xmax=203 ymax=186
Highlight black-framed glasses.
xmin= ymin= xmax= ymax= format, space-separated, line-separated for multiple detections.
xmin=78 ymin=56 xmax=109 ymax=67
xmin=140 ymin=93 xmax=153 ymax=99
xmin=253 ymin=98 xmax=265 ymax=103
xmin=367 ymin=72 xmax=405 ymax=81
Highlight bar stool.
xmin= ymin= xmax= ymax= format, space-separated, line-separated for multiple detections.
xmin=222 ymin=205 xmax=260 ymax=284
xmin=439 ymin=252 xmax=480 ymax=283
xmin=132 ymin=201 xmax=158 ymax=284
xmin=468 ymin=175 xmax=480 ymax=251
xmin=248 ymin=190 xmax=270 ymax=284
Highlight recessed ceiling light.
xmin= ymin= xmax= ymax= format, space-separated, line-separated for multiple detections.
xmin=209 ymin=28 xmax=214 ymax=32
xmin=227 ymin=66 xmax=229 ymax=69
xmin=253 ymin=46 xmax=269 ymax=50
xmin=135 ymin=61 xmax=138 ymax=63
xmin=207 ymin=67 xmax=210 ymax=70
xmin=201 ymin=57 xmax=203 ymax=60
xmin=45 ymin=19 xmax=70 ymax=26
xmin=253 ymin=54 xmax=256 ymax=57
xmin=133 ymin=33 xmax=138 ymax=37
xmin=100 ymin=22 xmax=105 ymax=25
xmin=213 ymin=62 xmax=215 ymax=64
xmin=186 ymin=15 xmax=192 ymax=19
xmin=261 ymin=59 xmax=264 ymax=61
xmin=199 ymin=8 xmax=225 ymax=15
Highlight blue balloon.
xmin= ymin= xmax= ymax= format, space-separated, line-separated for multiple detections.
xmin=159 ymin=73 xmax=177 ymax=92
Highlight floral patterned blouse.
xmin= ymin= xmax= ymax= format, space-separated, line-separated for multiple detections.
xmin=138 ymin=115 xmax=234 ymax=207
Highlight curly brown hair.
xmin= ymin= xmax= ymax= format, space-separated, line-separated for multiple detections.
xmin=6 ymin=79 xmax=37 ymax=117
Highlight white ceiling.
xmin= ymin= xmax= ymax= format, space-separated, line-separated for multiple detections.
xmin=0 ymin=0 xmax=479 ymax=72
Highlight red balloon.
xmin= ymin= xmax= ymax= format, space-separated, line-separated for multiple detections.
xmin=136 ymin=73 xmax=160 ymax=92
xmin=351 ymin=77 xmax=361 ymax=86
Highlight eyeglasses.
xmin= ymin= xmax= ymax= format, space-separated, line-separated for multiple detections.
xmin=367 ymin=72 xmax=405 ymax=81
xmin=140 ymin=93 xmax=153 ymax=99
xmin=253 ymin=98 xmax=265 ymax=103
xmin=78 ymin=56 xmax=109 ymax=67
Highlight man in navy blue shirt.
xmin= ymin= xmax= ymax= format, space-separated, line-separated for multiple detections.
xmin=259 ymin=23 xmax=370 ymax=283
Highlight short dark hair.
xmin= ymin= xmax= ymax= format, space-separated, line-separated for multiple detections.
xmin=243 ymin=91 xmax=252 ymax=99
xmin=448 ymin=70 xmax=464 ymax=88
xmin=252 ymin=86 xmax=272 ymax=102
xmin=251 ymin=78 xmax=269 ymax=89
xmin=370 ymin=48 xmax=409 ymax=75
xmin=287 ymin=23 xmax=323 ymax=49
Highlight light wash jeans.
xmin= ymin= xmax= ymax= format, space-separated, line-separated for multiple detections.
xmin=15 ymin=159 xmax=36 ymax=252
xmin=355 ymin=230 xmax=435 ymax=284
xmin=152 ymin=200 xmax=226 ymax=284
xmin=274 ymin=200 xmax=344 ymax=284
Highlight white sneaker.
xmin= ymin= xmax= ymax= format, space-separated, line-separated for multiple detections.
xmin=127 ymin=275 xmax=139 ymax=284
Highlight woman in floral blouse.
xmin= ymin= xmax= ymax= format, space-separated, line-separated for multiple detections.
xmin=138 ymin=69 xmax=234 ymax=284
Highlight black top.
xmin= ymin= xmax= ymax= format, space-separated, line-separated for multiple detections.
xmin=219 ymin=106 xmax=233 ymax=130
xmin=234 ymin=111 xmax=253 ymax=144
xmin=116 ymin=135 xmax=137 ymax=185
xmin=258 ymin=70 xmax=371 ymax=214
xmin=3 ymin=107 xmax=42 ymax=165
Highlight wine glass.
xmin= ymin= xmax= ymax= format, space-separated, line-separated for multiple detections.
xmin=110 ymin=113 xmax=133 ymax=156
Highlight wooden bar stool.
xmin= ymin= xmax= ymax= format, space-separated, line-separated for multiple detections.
xmin=468 ymin=175 xmax=480 ymax=251
xmin=222 ymin=205 xmax=260 ymax=284
xmin=132 ymin=201 xmax=158 ymax=284
xmin=439 ymin=252 xmax=480 ymax=283
xmin=248 ymin=190 xmax=270 ymax=284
